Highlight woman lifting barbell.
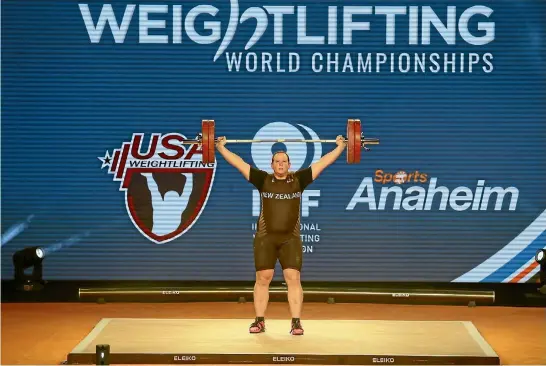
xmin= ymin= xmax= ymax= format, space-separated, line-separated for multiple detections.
xmin=215 ymin=134 xmax=347 ymax=335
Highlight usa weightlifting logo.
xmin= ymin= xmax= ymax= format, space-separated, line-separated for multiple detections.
xmin=98 ymin=133 xmax=216 ymax=244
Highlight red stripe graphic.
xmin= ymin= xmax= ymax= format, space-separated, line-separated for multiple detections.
xmin=509 ymin=261 xmax=539 ymax=283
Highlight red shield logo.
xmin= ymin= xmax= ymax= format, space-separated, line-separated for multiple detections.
xmin=99 ymin=133 xmax=215 ymax=244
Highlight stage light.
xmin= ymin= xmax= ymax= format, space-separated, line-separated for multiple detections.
xmin=12 ymin=246 xmax=45 ymax=291
xmin=535 ymin=249 xmax=545 ymax=264
xmin=96 ymin=344 xmax=110 ymax=365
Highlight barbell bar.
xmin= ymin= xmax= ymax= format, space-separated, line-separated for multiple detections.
xmin=204 ymin=138 xmax=380 ymax=144
xmin=180 ymin=138 xmax=380 ymax=144
xmin=189 ymin=119 xmax=380 ymax=164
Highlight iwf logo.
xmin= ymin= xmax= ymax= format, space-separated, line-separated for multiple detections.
xmin=251 ymin=122 xmax=322 ymax=172
xmin=98 ymin=133 xmax=216 ymax=244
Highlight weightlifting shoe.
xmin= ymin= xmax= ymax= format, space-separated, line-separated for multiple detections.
xmin=249 ymin=318 xmax=265 ymax=333
xmin=290 ymin=319 xmax=304 ymax=335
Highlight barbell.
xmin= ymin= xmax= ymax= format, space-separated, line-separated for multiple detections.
xmin=183 ymin=119 xmax=379 ymax=164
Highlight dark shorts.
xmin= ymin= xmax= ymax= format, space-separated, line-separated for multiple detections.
xmin=253 ymin=233 xmax=303 ymax=272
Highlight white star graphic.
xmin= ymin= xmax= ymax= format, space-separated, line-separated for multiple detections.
xmin=98 ymin=151 xmax=113 ymax=169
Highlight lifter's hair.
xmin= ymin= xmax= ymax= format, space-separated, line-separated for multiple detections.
xmin=271 ymin=150 xmax=290 ymax=163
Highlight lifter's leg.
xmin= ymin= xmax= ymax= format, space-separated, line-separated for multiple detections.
xmin=283 ymin=269 xmax=303 ymax=319
xmin=251 ymin=235 xmax=276 ymax=333
xmin=279 ymin=236 xmax=304 ymax=335
xmin=254 ymin=269 xmax=274 ymax=317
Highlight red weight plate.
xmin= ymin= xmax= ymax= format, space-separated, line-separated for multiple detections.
xmin=208 ymin=120 xmax=215 ymax=163
xmin=347 ymin=119 xmax=355 ymax=164
xmin=353 ymin=119 xmax=361 ymax=164
xmin=201 ymin=120 xmax=210 ymax=164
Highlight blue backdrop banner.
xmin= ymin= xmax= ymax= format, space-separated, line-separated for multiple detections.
xmin=2 ymin=0 xmax=545 ymax=282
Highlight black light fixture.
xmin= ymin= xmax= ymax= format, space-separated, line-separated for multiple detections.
xmin=12 ymin=246 xmax=45 ymax=291
xmin=535 ymin=249 xmax=546 ymax=288
xmin=96 ymin=344 xmax=110 ymax=365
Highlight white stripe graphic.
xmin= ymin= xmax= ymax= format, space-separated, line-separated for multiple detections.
xmin=453 ymin=209 xmax=546 ymax=283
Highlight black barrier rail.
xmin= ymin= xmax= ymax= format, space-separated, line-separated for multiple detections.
xmin=78 ymin=286 xmax=495 ymax=305
xmin=67 ymin=351 xmax=501 ymax=365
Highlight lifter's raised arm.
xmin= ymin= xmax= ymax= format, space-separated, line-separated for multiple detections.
xmin=310 ymin=135 xmax=346 ymax=180
xmin=215 ymin=136 xmax=251 ymax=180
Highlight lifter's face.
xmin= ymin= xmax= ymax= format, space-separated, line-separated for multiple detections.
xmin=271 ymin=153 xmax=291 ymax=178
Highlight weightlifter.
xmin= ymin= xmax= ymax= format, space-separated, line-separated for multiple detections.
xmin=215 ymin=136 xmax=346 ymax=335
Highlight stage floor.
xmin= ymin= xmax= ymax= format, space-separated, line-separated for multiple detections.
xmin=67 ymin=318 xmax=499 ymax=364
xmin=2 ymin=302 xmax=545 ymax=365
